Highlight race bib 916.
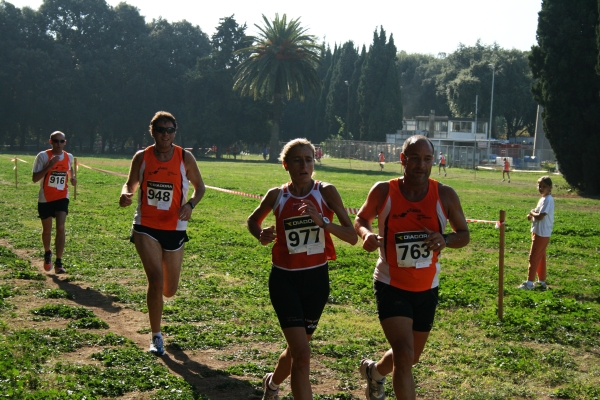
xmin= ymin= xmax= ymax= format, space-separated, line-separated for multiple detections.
xmin=48 ymin=171 xmax=67 ymax=190
xmin=283 ymin=215 xmax=324 ymax=255
xmin=146 ymin=181 xmax=174 ymax=210
xmin=394 ymin=230 xmax=432 ymax=268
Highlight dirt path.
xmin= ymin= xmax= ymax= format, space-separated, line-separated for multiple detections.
xmin=1 ymin=239 xmax=363 ymax=399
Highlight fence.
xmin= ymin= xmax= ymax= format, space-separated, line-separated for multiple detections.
xmin=312 ymin=140 xmax=547 ymax=170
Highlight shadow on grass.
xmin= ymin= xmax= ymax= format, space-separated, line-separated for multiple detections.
xmin=49 ymin=275 xmax=123 ymax=314
xmin=162 ymin=348 xmax=262 ymax=400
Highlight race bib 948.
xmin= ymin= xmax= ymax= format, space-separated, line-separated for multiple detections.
xmin=283 ymin=215 xmax=325 ymax=255
xmin=394 ymin=230 xmax=432 ymax=268
xmin=48 ymin=171 xmax=67 ymax=190
xmin=146 ymin=181 xmax=174 ymax=210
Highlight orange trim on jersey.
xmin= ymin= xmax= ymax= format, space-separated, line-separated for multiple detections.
xmin=379 ymin=178 xmax=447 ymax=291
xmin=42 ymin=150 xmax=70 ymax=202
xmin=272 ymin=181 xmax=336 ymax=270
xmin=136 ymin=146 xmax=187 ymax=230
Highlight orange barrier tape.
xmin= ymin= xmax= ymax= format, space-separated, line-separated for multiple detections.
xmin=81 ymin=163 xmax=500 ymax=221
xmin=79 ymin=163 xmax=127 ymax=177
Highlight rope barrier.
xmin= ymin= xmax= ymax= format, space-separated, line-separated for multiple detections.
xmin=78 ymin=163 xmax=127 ymax=177
xmin=75 ymin=163 xmax=502 ymax=223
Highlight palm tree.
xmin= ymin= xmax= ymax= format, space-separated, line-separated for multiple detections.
xmin=233 ymin=14 xmax=322 ymax=161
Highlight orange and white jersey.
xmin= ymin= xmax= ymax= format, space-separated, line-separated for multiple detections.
xmin=503 ymin=160 xmax=510 ymax=171
xmin=375 ymin=178 xmax=448 ymax=292
xmin=133 ymin=146 xmax=189 ymax=231
xmin=272 ymin=181 xmax=336 ymax=270
xmin=439 ymin=154 xmax=446 ymax=164
xmin=33 ymin=150 xmax=73 ymax=203
xmin=379 ymin=153 xmax=385 ymax=163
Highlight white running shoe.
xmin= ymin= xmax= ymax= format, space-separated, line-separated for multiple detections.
xmin=360 ymin=359 xmax=386 ymax=400
xmin=149 ymin=335 xmax=165 ymax=356
xmin=261 ymin=372 xmax=279 ymax=400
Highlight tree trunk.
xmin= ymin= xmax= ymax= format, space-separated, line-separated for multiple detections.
xmin=269 ymin=93 xmax=282 ymax=162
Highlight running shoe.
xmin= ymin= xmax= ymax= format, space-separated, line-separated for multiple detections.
xmin=54 ymin=259 xmax=66 ymax=274
xmin=360 ymin=359 xmax=386 ymax=400
xmin=518 ymin=281 xmax=534 ymax=290
xmin=149 ymin=335 xmax=165 ymax=356
xmin=261 ymin=372 xmax=279 ymax=400
xmin=43 ymin=250 xmax=52 ymax=271
xmin=536 ymin=281 xmax=548 ymax=290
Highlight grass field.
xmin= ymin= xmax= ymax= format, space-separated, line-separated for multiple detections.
xmin=0 ymin=152 xmax=599 ymax=399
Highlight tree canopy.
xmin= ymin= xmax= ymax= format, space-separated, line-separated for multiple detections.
xmin=530 ymin=0 xmax=600 ymax=194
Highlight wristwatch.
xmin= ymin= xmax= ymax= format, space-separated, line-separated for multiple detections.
xmin=320 ymin=217 xmax=330 ymax=229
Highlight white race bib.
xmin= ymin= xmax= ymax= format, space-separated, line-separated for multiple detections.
xmin=394 ymin=230 xmax=433 ymax=268
xmin=48 ymin=171 xmax=67 ymax=190
xmin=283 ymin=215 xmax=324 ymax=255
xmin=146 ymin=181 xmax=174 ymax=210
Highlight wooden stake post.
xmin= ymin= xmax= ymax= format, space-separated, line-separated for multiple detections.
xmin=73 ymin=157 xmax=78 ymax=200
xmin=498 ymin=209 xmax=506 ymax=320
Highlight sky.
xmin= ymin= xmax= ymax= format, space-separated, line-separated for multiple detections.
xmin=6 ymin=0 xmax=542 ymax=55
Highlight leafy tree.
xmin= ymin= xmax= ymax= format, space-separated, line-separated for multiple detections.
xmin=347 ymin=45 xmax=366 ymax=139
xmin=357 ymin=27 xmax=402 ymax=141
xmin=233 ymin=13 xmax=322 ymax=161
xmin=530 ymin=0 xmax=600 ymax=194
xmin=397 ymin=51 xmax=449 ymax=118
xmin=184 ymin=15 xmax=268 ymax=155
xmin=437 ymin=41 xmax=536 ymax=139
xmin=325 ymin=41 xmax=358 ymax=138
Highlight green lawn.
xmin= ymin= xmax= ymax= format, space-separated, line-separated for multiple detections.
xmin=0 ymin=153 xmax=599 ymax=399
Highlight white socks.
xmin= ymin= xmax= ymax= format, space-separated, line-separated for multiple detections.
xmin=370 ymin=363 xmax=385 ymax=382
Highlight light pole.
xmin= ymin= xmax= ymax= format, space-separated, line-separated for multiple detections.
xmin=344 ymin=80 xmax=350 ymax=140
xmin=488 ymin=63 xmax=495 ymax=156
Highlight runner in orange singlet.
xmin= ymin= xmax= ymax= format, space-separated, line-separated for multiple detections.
xmin=438 ymin=151 xmax=447 ymax=176
xmin=379 ymin=151 xmax=385 ymax=171
xmin=32 ymin=131 xmax=77 ymax=274
xmin=248 ymin=139 xmax=358 ymax=400
xmin=502 ymin=158 xmax=511 ymax=183
xmin=355 ymin=135 xmax=470 ymax=400
xmin=119 ymin=111 xmax=205 ymax=356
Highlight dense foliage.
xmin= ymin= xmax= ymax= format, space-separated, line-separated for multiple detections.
xmin=233 ymin=14 xmax=323 ymax=161
xmin=398 ymin=42 xmax=537 ymax=140
xmin=529 ymin=0 xmax=600 ymax=194
xmin=3 ymin=0 xmax=543 ymax=151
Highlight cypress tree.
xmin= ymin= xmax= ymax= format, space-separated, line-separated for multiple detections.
xmin=357 ymin=27 xmax=402 ymax=141
xmin=529 ymin=0 xmax=600 ymax=194
xmin=325 ymin=41 xmax=358 ymax=138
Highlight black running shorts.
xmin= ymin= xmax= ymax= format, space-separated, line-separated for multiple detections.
xmin=374 ymin=280 xmax=439 ymax=332
xmin=38 ymin=198 xmax=69 ymax=219
xmin=131 ymin=224 xmax=189 ymax=251
xmin=269 ymin=263 xmax=330 ymax=334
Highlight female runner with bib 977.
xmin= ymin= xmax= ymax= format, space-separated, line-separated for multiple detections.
xmin=247 ymin=139 xmax=358 ymax=400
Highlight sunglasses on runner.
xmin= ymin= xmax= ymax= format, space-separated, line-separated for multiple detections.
xmin=154 ymin=127 xmax=176 ymax=134
xmin=52 ymin=139 xmax=66 ymax=143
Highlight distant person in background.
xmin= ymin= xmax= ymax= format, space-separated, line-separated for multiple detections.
xmin=233 ymin=144 xmax=238 ymax=160
xmin=263 ymin=146 xmax=269 ymax=161
xmin=247 ymin=138 xmax=358 ymax=400
xmin=315 ymin=146 xmax=323 ymax=165
xmin=226 ymin=146 xmax=231 ymax=158
xmin=438 ymin=151 xmax=447 ymax=176
xmin=119 ymin=111 xmax=205 ymax=356
xmin=502 ymin=158 xmax=511 ymax=182
xmin=32 ymin=131 xmax=77 ymax=274
xmin=519 ymin=176 xmax=554 ymax=290
xmin=379 ymin=151 xmax=385 ymax=171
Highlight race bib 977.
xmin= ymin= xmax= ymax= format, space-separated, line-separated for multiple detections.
xmin=394 ymin=231 xmax=432 ymax=268
xmin=283 ymin=215 xmax=324 ymax=255
xmin=146 ymin=181 xmax=174 ymax=210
